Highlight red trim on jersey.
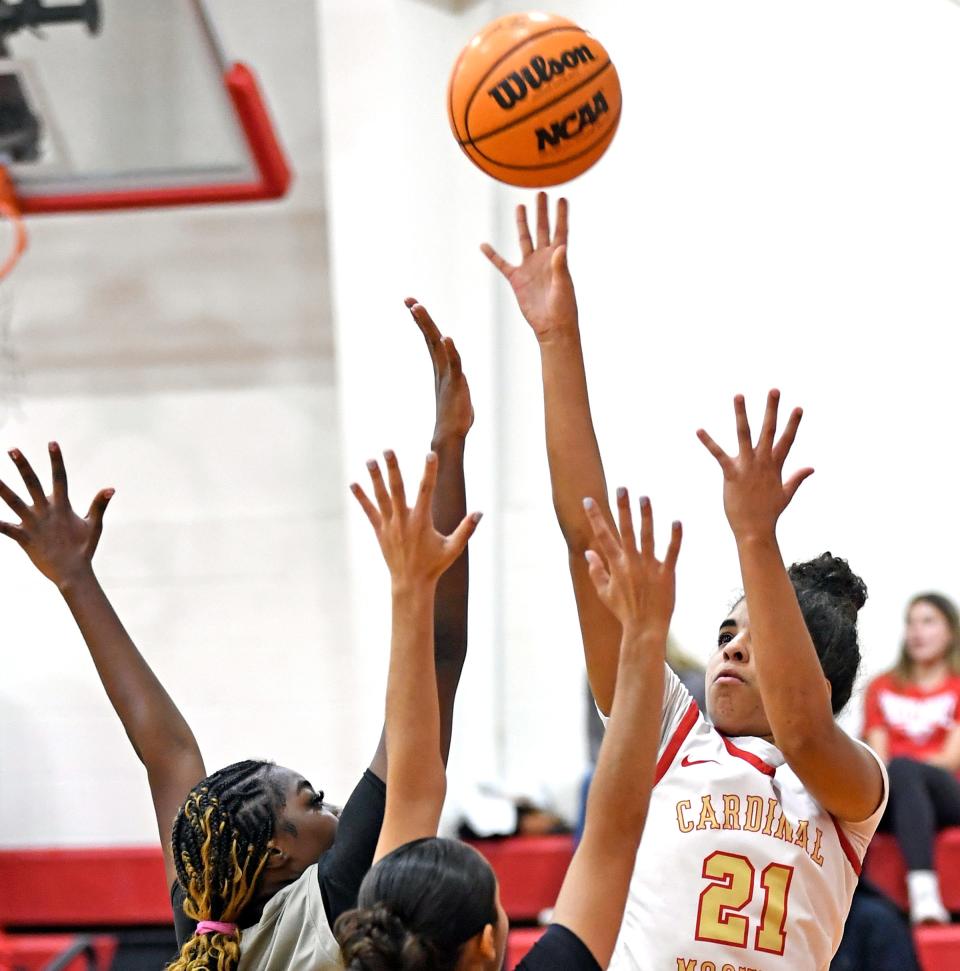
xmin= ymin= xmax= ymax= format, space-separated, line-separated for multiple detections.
xmin=719 ymin=735 xmax=777 ymax=777
xmin=655 ymin=700 xmax=700 ymax=784
xmin=830 ymin=815 xmax=863 ymax=876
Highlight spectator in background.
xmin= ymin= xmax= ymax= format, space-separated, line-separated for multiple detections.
xmin=830 ymin=881 xmax=920 ymax=971
xmin=864 ymin=593 xmax=960 ymax=924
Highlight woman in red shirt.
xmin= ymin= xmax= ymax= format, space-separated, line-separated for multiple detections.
xmin=864 ymin=593 xmax=960 ymax=923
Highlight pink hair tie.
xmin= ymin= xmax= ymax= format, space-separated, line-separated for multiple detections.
xmin=195 ymin=920 xmax=238 ymax=936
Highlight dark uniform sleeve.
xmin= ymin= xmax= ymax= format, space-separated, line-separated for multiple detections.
xmin=170 ymin=880 xmax=197 ymax=951
xmin=516 ymin=924 xmax=602 ymax=971
xmin=316 ymin=769 xmax=387 ymax=925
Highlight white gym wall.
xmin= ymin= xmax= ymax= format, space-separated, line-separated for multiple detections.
xmin=2 ymin=0 xmax=959 ymax=847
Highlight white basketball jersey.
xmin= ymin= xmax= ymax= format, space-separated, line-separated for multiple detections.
xmin=606 ymin=668 xmax=887 ymax=971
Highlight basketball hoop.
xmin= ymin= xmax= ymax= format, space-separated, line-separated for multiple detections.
xmin=0 ymin=166 xmax=26 ymax=280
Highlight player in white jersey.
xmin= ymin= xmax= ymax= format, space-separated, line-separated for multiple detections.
xmin=482 ymin=194 xmax=888 ymax=971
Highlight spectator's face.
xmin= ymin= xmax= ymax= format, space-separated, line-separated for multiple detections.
xmin=905 ymin=601 xmax=953 ymax=666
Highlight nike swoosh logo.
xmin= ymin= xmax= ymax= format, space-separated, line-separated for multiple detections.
xmin=681 ymin=756 xmax=719 ymax=767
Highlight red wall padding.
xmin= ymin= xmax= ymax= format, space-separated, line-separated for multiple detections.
xmin=0 ymin=848 xmax=169 ymax=926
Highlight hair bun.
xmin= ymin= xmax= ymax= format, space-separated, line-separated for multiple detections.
xmin=788 ymin=552 xmax=867 ymax=616
xmin=336 ymin=904 xmax=435 ymax=971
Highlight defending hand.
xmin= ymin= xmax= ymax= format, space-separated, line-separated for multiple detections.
xmin=582 ymin=488 xmax=681 ymax=638
xmin=0 ymin=443 xmax=113 ymax=589
xmin=351 ymin=451 xmax=481 ymax=587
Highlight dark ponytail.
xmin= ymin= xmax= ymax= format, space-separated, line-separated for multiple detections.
xmin=335 ymin=838 xmax=498 ymax=971
xmin=788 ymin=552 xmax=867 ymax=714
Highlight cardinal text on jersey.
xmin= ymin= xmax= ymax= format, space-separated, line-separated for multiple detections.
xmin=674 ymin=794 xmax=826 ymax=866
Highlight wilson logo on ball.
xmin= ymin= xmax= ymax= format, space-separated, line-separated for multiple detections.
xmin=448 ymin=13 xmax=622 ymax=187
xmin=486 ymin=44 xmax=598 ymax=110
xmin=535 ymin=91 xmax=609 ymax=151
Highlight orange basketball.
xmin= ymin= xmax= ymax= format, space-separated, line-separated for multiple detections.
xmin=447 ymin=12 xmax=621 ymax=188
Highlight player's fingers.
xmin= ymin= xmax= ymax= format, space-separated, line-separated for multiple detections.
xmin=535 ymin=191 xmax=550 ymax=248
xmin=583 ymin=497 xmax=621 ymax=562
xmin=0 ymin=478 xmax=31 ymax=521
xmin=366 ymin=459 xmax=393 ymax=519
xmin=696 ymin=429 xmax=731 ymax=469
xmin=553 ymin=196 xmax=569 ymax=247
xmin=783 ymin=467 xmax=815 ymax=505
xmin=446 ymin=510 xmax=483 ymax=561
xmin=350 ymin=482 xmax=382 ymax=532
xmin=584 ymin=549 xmax=611 ymax=594
xmin=516 ymin=204 xmax=534 ymax=257
xmin=443 ymin=336 xmax=463 ymax=380
xmin=84 ymin=488 xmax=114 ymax=553
xmin=86 ymin=487 xmax=113 ymax=526
xmin=638 ymin=496 xmax=655 ymax=556
xmin=0 ymin=519 xmax=24 ymax=544
xmin=414 ymin=452 xmax=438 ymax=520
xmin=733 ymin=395 xmax=753 ymax=455
xmin=664 ymin=520 xmax=683 ymax=571
xmin=757 ymin=389 xmax=780 ymax=454
xmin=773 ymin=407 xmax=804 ymax=465
xmin=405 ymin=297 xmax=443 ymax=355
xmin=551 ymin=245 xmax=569 ymax=282
xmin=384 ymin=450 xmax=407 ymax=516
xmin=48 ymin=441 xmax=69 ymax=506
xmin=480 ymin=242 xmax=515 ymax=278
xmin=615 ymin=487 xmax=636 ymax=553
xmin=8 ymin=448 xmax=47 ymax=507
xmin=408 ymin=300 xmax=445 ymax=370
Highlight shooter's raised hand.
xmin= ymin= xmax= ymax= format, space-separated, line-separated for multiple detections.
xmin=0 ymin=443 xmax=113 ymax=589
xmin=481 ymin=191 xmax=578 ymax=339
xmin=697 ymin=390 xmax=815 ymax=540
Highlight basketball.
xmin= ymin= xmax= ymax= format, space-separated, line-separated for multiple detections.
xmin=447 ymin=12 xmax=622 ymax=188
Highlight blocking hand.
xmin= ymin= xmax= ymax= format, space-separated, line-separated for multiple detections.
xmin=582 ymin=488 xmax=681 ymax=638
xmin=0 ymin=443 xmax=113 ymax=589
xmin=406 ymin=298 xmax=474 ymax=443
xmin=351 ymin=450 xmax=481 ymax=586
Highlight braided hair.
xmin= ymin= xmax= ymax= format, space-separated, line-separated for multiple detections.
xmin=168 ymin=760 xmax=286 ymax=971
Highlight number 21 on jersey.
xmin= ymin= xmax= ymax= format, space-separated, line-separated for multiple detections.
xmin=695 ymin=852 xmax=794 ymax=956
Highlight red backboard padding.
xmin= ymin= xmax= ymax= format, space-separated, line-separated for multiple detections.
xmin=0 ymin=848 xmax=169 ymax=926
xmin=468 ymin=835 xmax=574 ymax=922
xmin=863 ymin=828 xmax=960 ymax=912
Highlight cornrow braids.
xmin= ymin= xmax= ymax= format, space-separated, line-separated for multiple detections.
xmin=168 ymin=760 xmax=287 ymax=971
